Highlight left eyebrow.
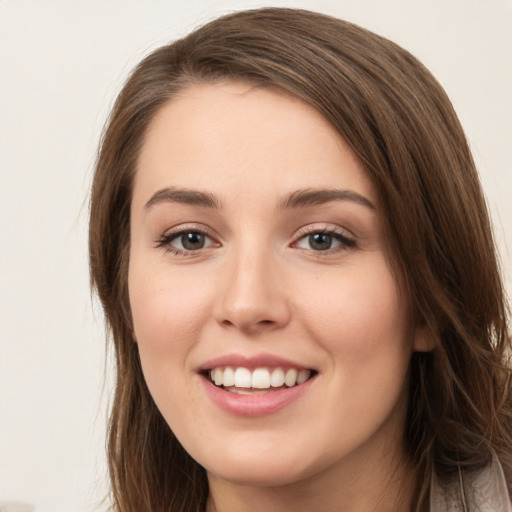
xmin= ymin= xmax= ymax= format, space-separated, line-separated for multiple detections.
xmin=277 ymin=188 xmax=376 ymax=211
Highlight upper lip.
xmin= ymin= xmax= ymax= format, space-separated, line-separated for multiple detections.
xmin=198 ymin=353 xmax=314 ymax=371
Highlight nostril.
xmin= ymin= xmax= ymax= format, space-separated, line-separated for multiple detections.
xmin=219 ymin=315 xmax=280 ymax=332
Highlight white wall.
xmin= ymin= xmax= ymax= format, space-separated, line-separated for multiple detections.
xmin=0 ymin=1 xmax=510 ymax=510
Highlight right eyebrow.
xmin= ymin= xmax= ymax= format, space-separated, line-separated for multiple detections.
xmin=144 ymin=187 xmax=221 ymax=210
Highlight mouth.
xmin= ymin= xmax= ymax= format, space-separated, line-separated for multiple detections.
xmin=203 ymin=366 xmax=317 ymax=395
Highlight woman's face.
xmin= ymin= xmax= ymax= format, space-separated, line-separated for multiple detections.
xmin=129 ymin=82 xmax=424 ymax=488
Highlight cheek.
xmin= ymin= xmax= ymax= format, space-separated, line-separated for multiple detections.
xmin=127 ymin=260 xmax=212 ymax=420
xmin=299 ymin=258 xmax=412 ymax=377
xmin=128 ymin=260 xmax=212 ymax=353
xmin=302 ymin=262 xmax=412 ymax=441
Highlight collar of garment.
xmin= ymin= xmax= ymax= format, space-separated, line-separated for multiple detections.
xmin=430 ymin=450 xmax=512 ymax=512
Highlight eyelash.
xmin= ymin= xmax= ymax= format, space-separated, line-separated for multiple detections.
xmin=155 ymin=225 xmax=218 ymax=255
xmin=155 ymin=225 xmax=356 ymax=256
xmin=292 ymin=226 xmax=356 ymax=255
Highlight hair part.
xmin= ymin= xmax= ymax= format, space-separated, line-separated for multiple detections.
xmin=89 ymin=8 xmax=512 ymax=511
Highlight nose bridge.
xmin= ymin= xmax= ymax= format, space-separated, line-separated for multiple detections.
xmin=215 ymin=237 xmax=289 ymax=332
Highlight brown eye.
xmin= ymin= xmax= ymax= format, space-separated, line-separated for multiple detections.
xmin=157 ymin=229 xmax=217 ymax=254
xmin=296 ymin=232 xmax=341 ymax=251
xmin=179 ymin=232 xmax=206 ymax=250
xmin=294 ymin=229 xmax=356 ymax=253
xmin=308 ymin=233 xmax=335 ymax=251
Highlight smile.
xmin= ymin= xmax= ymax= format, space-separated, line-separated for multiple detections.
xmin=199 ymin=355 xmax=317 ymax=416
xmin=208 ymin=366 xmax=313 ymax=393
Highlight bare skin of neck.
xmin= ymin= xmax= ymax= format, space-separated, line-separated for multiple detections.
xmin=205 ymin=434 xmax=416 ymax=512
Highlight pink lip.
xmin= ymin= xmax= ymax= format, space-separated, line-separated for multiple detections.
xmin=198 ymin=353 xmax=316 ymax=417
xmin=201 ymin=376 xmax=314 ymax=417
xmin=199 ymin=353 xmax=311 ymax=371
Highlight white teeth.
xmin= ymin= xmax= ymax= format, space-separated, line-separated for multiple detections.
xmin=230 ymin=388 xmax=269 ymax=395
xmin=214 ymin=367 xmax=223 ymax=386
xmin=270 ymin=367 xmax=285 ymax=387
xmin=297 ymin=369 xmax=310 ymax=384
xmin=252 ymin=368 xmax=270 ymax=389
xmin=234 ymin=367 xmax=252 ymax=388
xmin=223 ymin=366 xmax=235 ymax=387
xmin=208 ymin=366 xmax=312 ymax=389
xmin=284 ymin=368 xmax=298 ymax=387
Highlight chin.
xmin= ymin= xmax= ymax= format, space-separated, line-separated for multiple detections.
xmin=196 ymin=437 xmax=326 ymax=488
xmin=206 ymin=460 xmax=312 ymax=488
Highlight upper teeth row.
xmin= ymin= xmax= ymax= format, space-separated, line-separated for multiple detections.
xmin=209 ymin=367 xmax=311 ymax=389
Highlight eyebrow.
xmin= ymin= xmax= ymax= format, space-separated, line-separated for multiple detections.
xmin=145 ymin=187 xmax=221 ymax=210
xmin=144 ymin=186 xmax=376 ymax=212
xmin=277 ymin=188 xmax=376 ymax=211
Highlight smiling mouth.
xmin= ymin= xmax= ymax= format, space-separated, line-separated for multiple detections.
xmin=205 ymin=366 xmax=316 ymax=394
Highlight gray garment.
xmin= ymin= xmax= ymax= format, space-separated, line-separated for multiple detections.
xmin=430 ymin=452 xmax=512 ymax=511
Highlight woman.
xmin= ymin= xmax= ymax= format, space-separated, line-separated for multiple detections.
xmin=89 ymin=8 xmax=512 ymax=512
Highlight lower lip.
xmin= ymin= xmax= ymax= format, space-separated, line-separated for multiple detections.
xmin=201 ymin=376 xmax=313 ymax=417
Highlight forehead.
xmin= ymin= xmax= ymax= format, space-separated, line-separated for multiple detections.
xmin=134 ymin=82 xmax=377 ymax=207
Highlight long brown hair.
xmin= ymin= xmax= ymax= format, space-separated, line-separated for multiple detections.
xmin=89 ymin=8 xmax=512 ymax=511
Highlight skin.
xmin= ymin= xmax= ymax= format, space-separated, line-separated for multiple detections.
xmin=128 ymin=82 xmax=427 ymax=511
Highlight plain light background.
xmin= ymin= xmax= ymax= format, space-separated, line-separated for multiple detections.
xmin=0 ymin=1 xmax=510 ymax=510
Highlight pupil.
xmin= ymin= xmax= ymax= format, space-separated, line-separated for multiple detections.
xmin=309 ymin=233 xmax=332 ymax=250
xmin=182 ymin=232 xmax=205 ymax=250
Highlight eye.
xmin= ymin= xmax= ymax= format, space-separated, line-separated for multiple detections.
xmin=294 ymin=229 xmax=355 ymax=252
xmin=156 ymin=228 xmax=218 ymax=254
xmin=174 ymin=231 xmax=210 ymax=250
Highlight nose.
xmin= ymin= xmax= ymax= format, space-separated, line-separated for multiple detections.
xmin=214 ymin=247 xmax=291 ymax=334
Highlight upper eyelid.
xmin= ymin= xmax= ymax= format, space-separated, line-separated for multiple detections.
xmin=160 ymin=223 xmax=217 ymax=238
xmin=293 ymin=223 xmax=355 ymax=239
xmin=154 ymin=222 xmax=355 ymax=247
